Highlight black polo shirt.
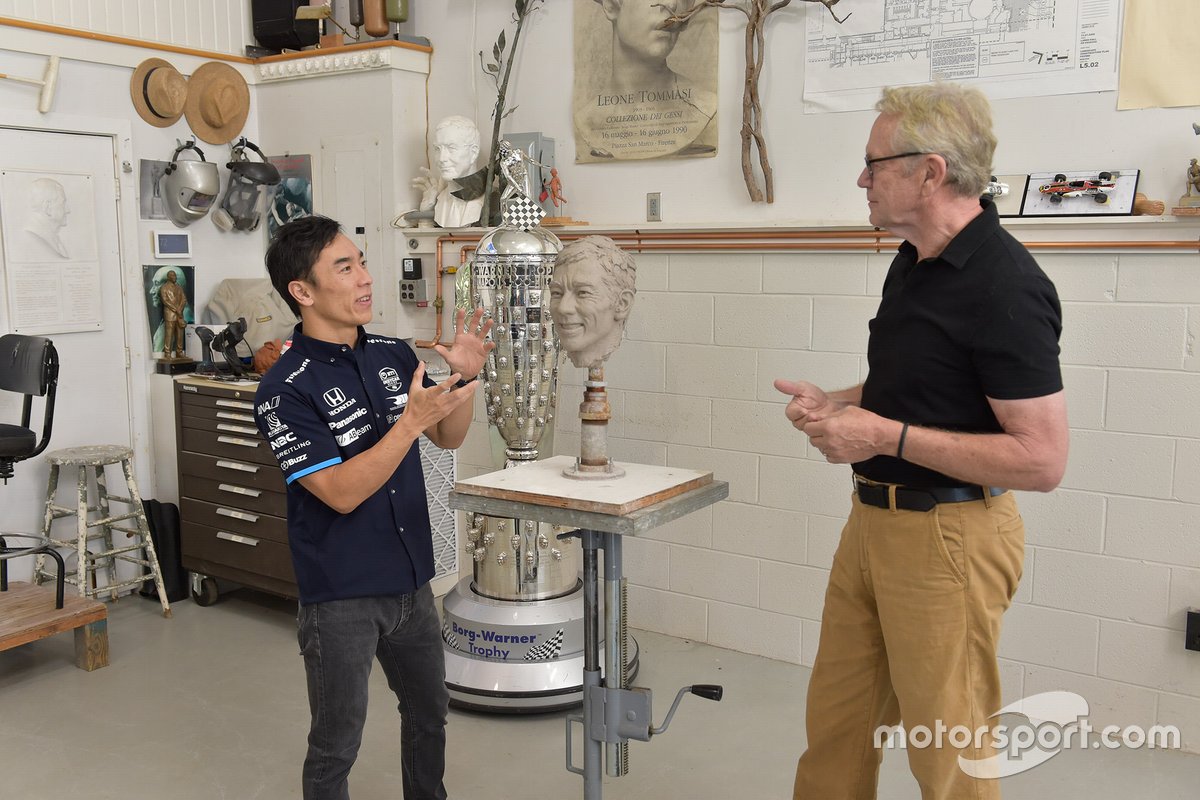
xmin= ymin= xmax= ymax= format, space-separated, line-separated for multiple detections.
xmin=253 ymin=324 xmax=438 ymax=605
xmin=854 ymin=198 xmax=1062 ymax=488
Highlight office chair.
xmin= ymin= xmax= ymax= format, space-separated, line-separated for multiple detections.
xmin=0 ymin=333 xmax=64 ymax=608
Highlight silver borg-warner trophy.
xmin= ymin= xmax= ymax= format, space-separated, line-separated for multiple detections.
xmin=467 ymin=220 xmax=577 ymax=601
xmin=440 ymin=142 xmax=593 ymax=711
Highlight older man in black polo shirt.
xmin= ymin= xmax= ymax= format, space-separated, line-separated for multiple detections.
xmin=255 ymin=215 xmax=490 ymax=800
xmin=777 ymin=83 xmax=1068 ymax=799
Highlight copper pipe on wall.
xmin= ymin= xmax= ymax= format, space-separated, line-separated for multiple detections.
xmin=412 ymin=228 xmax=1200 ymax=349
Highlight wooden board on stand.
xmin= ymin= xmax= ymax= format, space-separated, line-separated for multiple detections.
xmin=454 ymin=455 xmax=712 ymax=516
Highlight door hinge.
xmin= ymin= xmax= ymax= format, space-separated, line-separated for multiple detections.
xmin=124 ymin=347 xmax=131 ymax=369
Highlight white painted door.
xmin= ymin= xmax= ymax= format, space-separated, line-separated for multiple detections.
xmin=0 ymin=126 xmax=133 ymax=579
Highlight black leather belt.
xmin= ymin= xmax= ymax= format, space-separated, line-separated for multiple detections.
xmin=854 ymin=480 xmax=1007 ymax=512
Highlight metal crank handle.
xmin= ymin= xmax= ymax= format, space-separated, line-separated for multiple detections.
xmin=649 ymin=684 xmax=724 ymax=737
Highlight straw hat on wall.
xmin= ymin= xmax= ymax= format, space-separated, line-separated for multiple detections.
xmin=184 ymin=62 xmax=250 ymax=145
xmin=130 ymin=58 xmax=188 ymax=127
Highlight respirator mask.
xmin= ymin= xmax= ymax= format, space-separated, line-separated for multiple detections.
xmin=160 ymin=140 xmax=220 ymax=228
xmin=212 ymin=138 xmax=280 ymax=233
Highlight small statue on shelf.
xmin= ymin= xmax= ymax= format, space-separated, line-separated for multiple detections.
xmin=159 ymin=270 xmax=189 ymax=360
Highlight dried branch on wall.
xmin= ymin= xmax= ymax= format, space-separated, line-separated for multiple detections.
xmin=661 ymin=0 xmax=849 ymax=204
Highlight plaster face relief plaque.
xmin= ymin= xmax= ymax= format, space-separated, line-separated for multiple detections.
xmin=548 ymin=236 xmax=637 ymax=370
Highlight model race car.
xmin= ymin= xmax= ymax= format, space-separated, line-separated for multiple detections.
xmin=1038 ymin=172 xmax=1117 ymax=204
xmin=984 ymin=175 xmax=1009 ymax=198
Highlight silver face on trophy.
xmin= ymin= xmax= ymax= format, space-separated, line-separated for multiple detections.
xmin=548 ymin=236 xmax=637 ymax=370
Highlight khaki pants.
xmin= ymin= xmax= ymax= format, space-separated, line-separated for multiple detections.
xmin=794 ymin=488 xmax=1024 ymax=800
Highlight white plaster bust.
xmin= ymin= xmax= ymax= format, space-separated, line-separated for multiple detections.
xmin=549 ymin=236 xmax=637 ymax=369
xmin=24 ymin=177 xmax=70 ymax=259
xmin=412 ymin=115 xmax=485 ymax=228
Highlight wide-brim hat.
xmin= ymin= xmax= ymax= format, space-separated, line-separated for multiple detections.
xmin=130 ymin=58 xmax=188 ymax=127
xmin=184 ymin=62 xmax=250 ymax=145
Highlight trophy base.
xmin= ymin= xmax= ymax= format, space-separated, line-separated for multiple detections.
xmin=442 ymin=576 xmax=638 ymax=713
xmin=1172 ymin=206 xmax=1200 ymax=216
xmin=562 ymin=458 xmax=625 ymax=480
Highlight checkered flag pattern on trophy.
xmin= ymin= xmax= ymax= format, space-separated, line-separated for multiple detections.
xmin=524 ymin=629 xmax=565 ymax=661
xmin=502 ymin=195 xmax=546 ymax=231
xmin=441 ymin=622 xmax=459 ymax=650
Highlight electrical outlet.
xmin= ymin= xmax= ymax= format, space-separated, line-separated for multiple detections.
xmin=1187 ymin=609 xmax=1200 ymax=652
xmin=646 ymin=192 xmax=662 ymax=222
xmin=399 ymin=279 xmax=430 ymax=307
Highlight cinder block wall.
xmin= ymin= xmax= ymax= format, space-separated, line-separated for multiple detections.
xmin=455 ymin=246 xmax=1200 ymax=754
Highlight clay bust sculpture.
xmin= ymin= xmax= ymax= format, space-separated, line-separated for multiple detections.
xmin=412 ymin=115 xmax=487 ymax=228
xmin=549 ymin=236 xmax=637 ymax=369
xmin=159 ymin=270 xmax=188 ymax=358
xmin=24 ymin=177 xmax=70 ymax=259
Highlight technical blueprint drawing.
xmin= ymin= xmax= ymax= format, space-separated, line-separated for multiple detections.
xmin=803 ymin=0 xmax=1119 ymax=112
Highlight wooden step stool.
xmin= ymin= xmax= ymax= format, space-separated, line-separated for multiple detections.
xmin=34 ymin=445 xmax=172 ymax=617
xmin=0 ymin=581 xmax=108 ymax=670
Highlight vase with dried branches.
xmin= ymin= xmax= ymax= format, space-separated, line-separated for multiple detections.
xmin=477 ymin=0 xmax=545 ymax=226
xmin=663 ymin=0 xmax=849 ymax=204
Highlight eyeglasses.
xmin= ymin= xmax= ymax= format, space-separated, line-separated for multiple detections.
xmin=863 ymin=152 xmax=929 ymax=179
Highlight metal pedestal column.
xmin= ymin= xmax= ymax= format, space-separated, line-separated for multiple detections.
xmin=574 ymin=528 xmax=626 ymax=800
xmin=448 ymin=460 xmax=729 ymax=800
xmin=579 ymin=530 xmax=603 ymax=799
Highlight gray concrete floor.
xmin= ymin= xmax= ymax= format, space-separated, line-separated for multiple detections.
xmin=1 ymin=588 xmax=1198 ymax=799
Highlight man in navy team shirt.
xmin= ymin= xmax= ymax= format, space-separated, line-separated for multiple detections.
xmin=254 ymin=215 xmax=491 ymax=799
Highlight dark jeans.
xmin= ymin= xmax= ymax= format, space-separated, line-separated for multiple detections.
xmin=297 ymin=584 xmax=449 ymax=800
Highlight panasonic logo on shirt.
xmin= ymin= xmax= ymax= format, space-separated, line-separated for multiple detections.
xmin=328 ymin=406 xmax=369 ymax=430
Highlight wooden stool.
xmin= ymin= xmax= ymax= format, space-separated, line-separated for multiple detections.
xmin=34 ymin=445 xmax=172 ymax=618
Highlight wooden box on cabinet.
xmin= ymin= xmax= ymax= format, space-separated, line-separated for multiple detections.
xmin=174 ymin=376 xmax=297 ymax=602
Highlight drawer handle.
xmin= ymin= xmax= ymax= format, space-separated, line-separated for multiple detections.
xmin=217 ymin=411 xmax=255 ymax=424
xmin=216 ymin=507 xmax=259 ymax=523
xmin=217 ymin=531 xmax=260 ymax=547
xmin=218 ymin=435 xmax=260 ymax=449
xmin=215 ymin=399 xmax=254 ymax=411
xmin=217 ymin=423 xmax=260 ymax=436
xmin=216 ymin=460 xmax=260 ymax=474
xmin=219 ymin=483 xmax=262 ymax=498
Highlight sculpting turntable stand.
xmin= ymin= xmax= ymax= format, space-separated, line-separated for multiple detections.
xmin=450 ymin=455 xmax=728 ymax=799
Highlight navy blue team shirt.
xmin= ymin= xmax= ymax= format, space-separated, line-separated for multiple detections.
xmin=253 ymin=324 xmax=438 ymax=605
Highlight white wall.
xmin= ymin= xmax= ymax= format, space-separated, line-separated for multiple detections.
xmin=0 ymin=36 xmax=266 ymax=582
xmin=0 ymin=0 xmax=253 ymax=56
xmin=1 ymin=0 xmax=1198 ymax=757
xmin=406 ymin=2 xmax=1200 ymax=755
xmin=407 ymin=2 xmax=1199 ymax=227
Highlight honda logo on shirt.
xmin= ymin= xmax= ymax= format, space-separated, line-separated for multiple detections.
xmin=323 ymin=387 xmax=347 ymax=407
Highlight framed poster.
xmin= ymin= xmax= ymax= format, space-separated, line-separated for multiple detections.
xmin=266 ymin=154 xmax=313 ymax=238
xmin=139 ymin=159 xmax=169 ymax=220
xmin=1019 ymin=169 xmax=1141 ymax=217
xmin=572 ymin=0 xmax=719 ymax=163
xmin=143 ymin=264 xmax=196 ymax=355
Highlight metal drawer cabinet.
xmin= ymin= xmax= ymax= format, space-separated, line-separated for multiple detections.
xmin=174 ymin=377 xmax=296 ymax=605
